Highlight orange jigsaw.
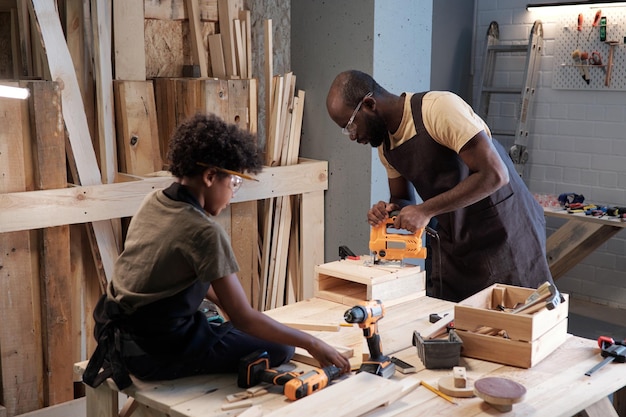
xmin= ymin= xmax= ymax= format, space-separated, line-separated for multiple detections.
xmin=369 ymin=215 xmax=427 ymax=262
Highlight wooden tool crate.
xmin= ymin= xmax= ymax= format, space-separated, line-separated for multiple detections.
xmin=314 ymin=258 xmax=426 ymax=307
xmin=453 ymin=284 xmax=569 ymax=368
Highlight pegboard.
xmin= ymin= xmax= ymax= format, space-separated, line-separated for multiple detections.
xmin=553 ymin=8 xmax=626 ymax=90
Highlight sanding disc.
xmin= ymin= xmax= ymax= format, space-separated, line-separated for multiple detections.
xmin=474 ymin=377 xmax=526 ymax=412
xmin=438 ymin=376 xmax=475 ymax=398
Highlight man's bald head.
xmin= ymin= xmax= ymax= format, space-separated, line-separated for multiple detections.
xmin=327 ymin=70 xmax=382 ymax=126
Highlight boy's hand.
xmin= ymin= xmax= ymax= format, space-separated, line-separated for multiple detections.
xmin=307 ymin=340 xmax=351 ymax=374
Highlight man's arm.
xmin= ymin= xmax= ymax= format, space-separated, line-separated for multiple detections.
xmin=394 ymin=130 xmax=509 ymax=232
xmin=389 ymin=176 xmax=416 ymax=208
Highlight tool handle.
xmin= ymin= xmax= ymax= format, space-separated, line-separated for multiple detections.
xmin=261 ymin=369 xmax=299 ymax=385
xmin=365 ymin=330 xmax=385 ymax=361
xmin=602 ymin=344 xmax=626 ymax=361
xmin=598 ymin=335 xmax=615 ymax=348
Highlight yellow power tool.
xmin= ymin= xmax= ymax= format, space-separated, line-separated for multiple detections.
xmin=369 ymin=213 xmax=427 ymax=262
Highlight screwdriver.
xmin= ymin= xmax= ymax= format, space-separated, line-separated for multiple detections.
xmin=584 ymin=344 xmax=626 ymax=376
xmin=587 ymin=9 xmax=602 ymax=41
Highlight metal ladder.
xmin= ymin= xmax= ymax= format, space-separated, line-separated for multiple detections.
xmin=477 ymin=20 xmax=543 ymax=177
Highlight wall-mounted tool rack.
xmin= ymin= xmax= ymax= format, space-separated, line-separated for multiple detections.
xmin=553 ymin=8 xmax=626 ymax=90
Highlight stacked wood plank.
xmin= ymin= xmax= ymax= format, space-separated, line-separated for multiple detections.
xmin=260 ymin=73 xmax=306 ymax=310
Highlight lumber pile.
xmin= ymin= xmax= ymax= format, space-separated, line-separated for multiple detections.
xmin=260 ymin=72 xmax=306 ymax=310
xmin=0 ymin=1 xmax=309 ymax=416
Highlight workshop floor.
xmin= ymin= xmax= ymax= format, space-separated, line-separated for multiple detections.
xmin=567 ymin=297 xmax=626 ymax=342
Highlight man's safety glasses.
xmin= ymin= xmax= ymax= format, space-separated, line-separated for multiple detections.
xmin=342 ymin=92 xmax=372 ymax=136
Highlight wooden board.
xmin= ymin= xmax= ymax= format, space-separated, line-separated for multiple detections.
xmin=113 ymin=80 xmax=162 ymax=175
xmin=240 ymin=9 xmax=251 ymax=79
xmin=154 ymin=77 xmax=178 ymax=163
xmin=207 ymin=33 xmax=226 ymax=78
xmin=0 ymin=88 xmax=43 ymax=415
xmin=112 ymin=0 xmax=145 ymax=80
xmin=26 ymin=80 xmax=74 ymax=406
xmin=144 ymin=0 xmax=218 ymax=21
xmin=217 ymin=0 xmax=237 ymax=77
xmin=185 ymin=0 xmax=208 ymax=77
xmin=0 ymin=160 xmax=329 ymax=233
xmin=546 ymin=219 xmax=622 ymax=279
xmin=91 ymin=0 xmax=117 ymax=185
xmin=65 ymin=0 xmax=96 ymax=144
xmin=264 ymin=372 xmax=403 ymax=417
xmin=31 ymin=0 xmax=120 ymax=282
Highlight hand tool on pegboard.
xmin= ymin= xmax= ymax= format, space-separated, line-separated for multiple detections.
xmin=572 ymin=49 xmax=591 ymax=84
xmin=587 ymin=9 xmax=602 ymax=41
xmin=577 ymin=13 xmax=583 ymax=48
xmin=605 ymin=40 xmax=619 ymax=87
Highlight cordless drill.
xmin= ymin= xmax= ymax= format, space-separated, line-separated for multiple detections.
xmin=344 ymin=299 xmax=395 ymax=379
xmin=283 ymin=366 xmax=342 ymax=400
xmin=237 ymin=350 xmax=342 ymax=401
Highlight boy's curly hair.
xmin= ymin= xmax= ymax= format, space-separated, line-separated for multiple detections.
xmin=167 ymin=113 xmax=263 ymax=178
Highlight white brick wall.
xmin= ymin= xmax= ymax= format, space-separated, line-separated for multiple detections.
xmin=475 ymin=0 xmax=626 ymax=308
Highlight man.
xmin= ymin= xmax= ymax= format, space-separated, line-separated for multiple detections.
xmin=326 ymin=70 xmax=552 ymax=302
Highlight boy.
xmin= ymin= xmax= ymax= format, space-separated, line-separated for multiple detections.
xmin=83 ymin=113 xmax=350 ymax=390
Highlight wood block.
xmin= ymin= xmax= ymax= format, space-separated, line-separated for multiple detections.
xmin=453 ymin=366 xmax=466 ymax=388
xmin=474 ymin=377 xmax=526 ymax=412
xmin=438 ymin=376 xmax=475 ymax=398
xmin=315 ymin=258 xmax=426 ymax=306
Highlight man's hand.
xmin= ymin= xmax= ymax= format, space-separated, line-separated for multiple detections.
xmin=368 ymin=201 xmax=400 ymax=226
xmin=394 ymin=205 xmax=430 ymax=233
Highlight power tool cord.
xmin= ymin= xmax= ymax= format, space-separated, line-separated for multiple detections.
xmin=424 ymin=226 xmax=442 ymax=298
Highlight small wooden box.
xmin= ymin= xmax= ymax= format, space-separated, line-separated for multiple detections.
xmin=314 ymin=258 xmax=426 ymax=307
xmin=454 ymin=283 xmax=569 ymax=368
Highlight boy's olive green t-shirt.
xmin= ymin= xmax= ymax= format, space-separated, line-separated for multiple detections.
xmin=107 ymin=189 xmax=239 ymax=313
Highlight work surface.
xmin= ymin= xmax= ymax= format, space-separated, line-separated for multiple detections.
xmin=76 ymin=296 xmax=626 ymax=417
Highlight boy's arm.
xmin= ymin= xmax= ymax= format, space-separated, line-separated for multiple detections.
xmin=206 ymin=286 xmax=221 ymax=308
xmin=212 ymin=274 xmax=351 ymax=373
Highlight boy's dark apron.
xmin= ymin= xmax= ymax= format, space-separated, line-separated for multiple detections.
xmin=382 ymin=92 xmax=552 ymax=302
xmin=82 ymin=279 xmax=231 ymax=389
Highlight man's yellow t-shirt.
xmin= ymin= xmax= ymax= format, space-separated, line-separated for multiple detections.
xmin=378 ymin=91 xmax=492 ymax=179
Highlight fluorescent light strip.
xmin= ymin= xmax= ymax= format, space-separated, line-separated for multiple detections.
xmin=527 ymin=2 xmax=626 ymax=11
xmin=0 ymin=85 xmax=30 ymax=100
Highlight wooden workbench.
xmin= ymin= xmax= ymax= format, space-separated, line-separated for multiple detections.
xmin=75 ymin=296 xmax=626 ymax=417
xmin=544 ymin=207 xmax=626 ymax=279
